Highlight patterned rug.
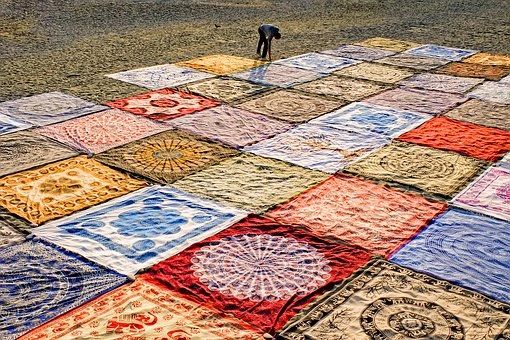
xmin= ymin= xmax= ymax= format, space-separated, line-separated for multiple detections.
xmin=320 ymin=44 xmax=396 ymax=61
xmin=398 ymin=116 xmax=510 ymax=161
xmin=0 ymin=131 xmax=77 ymax=177
xmin=232 ymin=64 xmax=324 ymax=88
xmin=172 ymin=153 xmax=328 ymax=213
xmin=445 ymin=99 xmax=510 ymax=130
xmin=346 ymin=141 xmax=486 ymax=197
xmin=176 ymin=54 xmax=265 ymax=75
xmin=468 ymin=81 xmax=510 ymax=104
xmin=21 ymin=278 xmax=261 ymax=340
xmin=0 ymin=207 xmax=27 ymax=248
xmin=0 ymin=92 xmax=107 ymax=126
xmin=375 ymin=53 xmax=450 ymax=70
xmin=245 ymin=123 xmax=388 ymax=173
xmin=463 ymin=52 xmax=510 ymax=66
xmin=398 ymin=73 xmax=483 ymax=93
xmin=33 ymin=186 xmax=246 ymax=276
xmin=436 ymin=61 xmax=510 ymax=81
xmin=94 ymin=130 xmax=237 ymax=184
xmin=0 ymin=113 xmax=31 ymax=135
xmin=274 ymin=52 xmax=360 ymax=73
xmin=169 ymin=105 xmax=291 ymax=148
xmin=406 ymin=44 xmax=478 ymax=61
xmin=0 ymin=156 xmax=146 ymax=224
xmin=236 ymin=89 xmax=344 ymax=123
xmin=106 ymin=88 xmax=220 ymax=121
xmin=355 ymin=37 xmax=420 ymax=52
xmin=181 ymin=77 xmax=269 ymax=103
xmin=453 ymin=166 xmax=510 ymax=221
xmin=141 ymin=215 xmax=372 ymax=334
xmin=37 ymin=109 xmax=169 ymax=154
xmin=265 ymin=174 xmax=446 ymax=256
xmin=0 ymin=239 xmax=127 ymax=340
xmin=278 ymin=260 xmax=510 ymax=339
xmin=334 ymin=62 xmax=414 ymax=83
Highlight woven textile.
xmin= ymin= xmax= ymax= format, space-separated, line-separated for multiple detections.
xmin=170 ymin=105 xmax=291 ymax=148
xmin=107 ymin=88 xmax=220 ymax=121
xmin=34 ymin=186 xmax=246 ymax=275
xmin=376 ymin=53 xmax=449 ymax=70
xmin=391 ymin=208 xmax=510 ymax=303
xmin=0 ymin=156 xmax=146 ymax=224
xmin=95 ymin=130 xmax=237 ymax=184
xmin=310 ymin=102 xmax=430 ymax=137
xmin=274 ymin=52 xmax=359 ymax=73
xmin=0 ymin=207 xmax=27 ymax=248
xmin=463 ymin=52 xmax=510 ymax=66
xmin=365 ymin=87 xmax=465 ymax=114
xmin=266 ymin=174 xmax=446 ymax=256
xmin=0 ymin=239 xmax=127 ymax=340
xmin=453 ymin=166 xmax=510 ymax=221
xmin=468 ymin=81 xmax=510 ymax=104
xmin=0 ymin=92 xmax=107 ymax=126
xmin=172 ymin=153 xmax=328 ymax=213
xmin=278 ymin=260 xmax=510 ymax=339
xmin=399 ymin=116 xmax=510 ymax=162
xmin=321 ymin=44 xmax=396 ymax=61
xmin=294 ymin=75 xmax=390 ymax=101
xmin=406 ymin=44 xmax=478 ymax=61
xmin=355 ymin=37 xmax=420 ymax=52
xmin=142 ymin=215 xmax=372 ymax=334
xmin=398 ymin=73 xmax=483 ymax=93
xmin=236 ymin=90 xmax=344 ymax=123
xmin=334 ymin=62 xmax=414 ymax=83
xmin=437 ymin=62 xmax=510 ymax=81
xmin=501 ymin=74 xmax=510 ymax=83
xmin=232 ymin=64 xmax=324 ymax=87
xmin=176 ymin=54 xmax=265 ymax=75
xmin=445 ymin=99 xmax=510 ymax=130
xmin=245 ymin=123 xmax=388 ymax=173
xmin=0 ymin=131 xmax=77 ymax=177
xmin=21 ymin=279 xmax=261 ymax=340
xmin=37 ymin=109 xmax=169 ymax=154
xmin=0 ymin=113 xmax=31 ymax=135
xmin=347 ymin=141 xmax=486 ymax=197
xmin=182 ymin=77 xmax=269 ymax=102
xmin=106 ymin=64 xmax=214 ymax=89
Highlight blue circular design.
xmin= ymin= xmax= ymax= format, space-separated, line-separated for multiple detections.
xmin=132 ymin=239 xmax=156 ymax=251
xmin=112 ymin=208 xmax=187 ymax=238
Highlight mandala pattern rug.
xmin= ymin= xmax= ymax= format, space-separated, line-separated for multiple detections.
xmin=468 ymin=81 xmax=510 ymax=104
xmin=278 ymin=260 xmax=510 ymax=339
xmin=320 ymin=44 xmax=396 ymax=61
xmin=236 ymin=90 xmax=344 ymax=123
xmin=265 ymin=174 xmax=446 ymax=256
xmin=0 ymin=208 xmax=27 ymax=248
xmin=445 ymin=99 xmax=510 ymax=130
xmin=0 ymin=156 xmax=146 ymax=224
xmin=244 ymin=123 xmax=388 ymax=173
xmin=365 ymin=87 xmax=465 ymax=114
xmin=356 ymin=37 xmax=420 ymax=52
xmin=463 ymin=52 xmax=510 ymax=66
xmin=294 ymin=76 xmax=390 ymax=102
xmin=21 ymin=279 xmax=260 ymax=340
xmin=391 ymin=208 xmax=510 ymax=303
xmin=0 ymin=92 xmax=107 ymax=126
xmin=346 ymin=141 xmax=486 ymax=197
xmin=0 ymin=239 xmax=127 ymax=340
xmin=398 ymin=116 xmax=510 ymax=162
xmin=453 ymin=166 xmax=510 ymax=221
xmin=398 ymin=73 xmax=483 ymax=93
xmin=182 ymin=77 xmax=269 ymax=103
xmin=0 ymin=113 xmax=31 ymax=135
xmin=176 ymin=54 xmax=265 ymax=75
xmin=106 ymin=64 xmax=214 ymax=89
xmin=34 ymin=186 xmax=246 ymax=276
xmin=36 ymin=109 xmax=169 ymax=154
xmin=95 ymin=130 xmax=237 ymax=184
xmin=0 ymin=131 xmax=77 ymax=177
xmin=375 ymin=53 xmax=450 ymax=70
xmin=232 ymin=64 xmax=324 ymax=88
xmin=141 ymin=215 xmax=372 ymax=334
xmin=437 ymin=61 xmax=510 ymax=81
xmin=406 ymin=44 xmax=478 ymax=61
xmin=172 ymin=154 xmax=328 ymax=213
xmin=274 ymin=52 xmax=360 ymax=73
xmin=169 ymin=105 xmax=291 ymax=148
xmin=334 ymin=62 xmax=414 ymax=84
xmin=106 ymin=88 xmax=220 ymax=121
xmin=310 ymin=102 xmax=430 ymax=137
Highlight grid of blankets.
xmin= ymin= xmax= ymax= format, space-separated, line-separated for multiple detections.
xmin=1 ymin=37 xmax=510 ymax=339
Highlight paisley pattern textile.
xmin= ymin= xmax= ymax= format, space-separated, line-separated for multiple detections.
xmin=0 ymin=113 xmax=31 ymax=135
xmin=406 ymin=44 xmax=478 ymax=61
xmin=0 ymin=239 xmax=127 ymax=340
xmin=453 ymin=166 xmax=510 ymax=221
xmin=355 ymin=37 xmax=421 ymax=52
xmin=437 ymin=61 xmax=510 ymax=80
xmin=346 ymin=141 xmax=486 ymax=197
xmin=278 ymin=260 xmax=510 ymax=339
xmin=274 ymin=52 xmax=360 ymax=73
xmin=21 ymin=279 xmax=261 ymax=340
xmin=0 ymin=156 xmax=146 ymax=224
xmin=95 ymin=130 xmax=237 ymax=184
xmin=463 ymin=52 xmax=510 ymax=66
xmin=398 ymin=73 xmax=483 ymax=93
xmin=176 ymin=54 xmax=265 ymax=75
xmin=265 ymin=174 xmax=446 ymax=256
xmin=468 ymin=81 xmax=510 ymax=104
xmin=107 ymin=88 xmax=220 ymax=121
xmin=0 ymin=92 xmax=107 ymax=126
xmin=172 ymin=153 xmax=328 ymax=213
xmin=232 ymin=64 xmax=324 ymax=87
xmin=142 ymin=215 xmax=372 ymax=334
xmin=391 ymin=208 xmax=510 ymax=303
xmin=33 ymin=186 xmax=246 ymax=275
xmin=321 ymin=44 xmax=396 ymax=61
xmin=0 ymin=130 xmax=77 ymax=177
xmin=37 ymin=109 xmax=169 ymax=154
xmin=398 ymin=116 xmax=510 ymax=161
xmin=334 ymin=62 xmax=414 ymax=83
xmin=182 ymin=77 xmax=269 ymax=102
xmin=375 ymin=53 xmax=450 ymax=70
xmin=445 ymin=99 xmax=510 ymax=130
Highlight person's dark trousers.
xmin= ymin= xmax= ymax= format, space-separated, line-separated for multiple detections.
xmin=257 ymin=27 xmax=269 ymax=58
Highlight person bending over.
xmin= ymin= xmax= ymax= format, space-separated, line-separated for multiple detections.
xmin=257 ymin=24 xmax=281 ymax=60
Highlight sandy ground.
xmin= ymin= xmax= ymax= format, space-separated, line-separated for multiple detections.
xmin=0 ymin=0 xmax=509 ymax=103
